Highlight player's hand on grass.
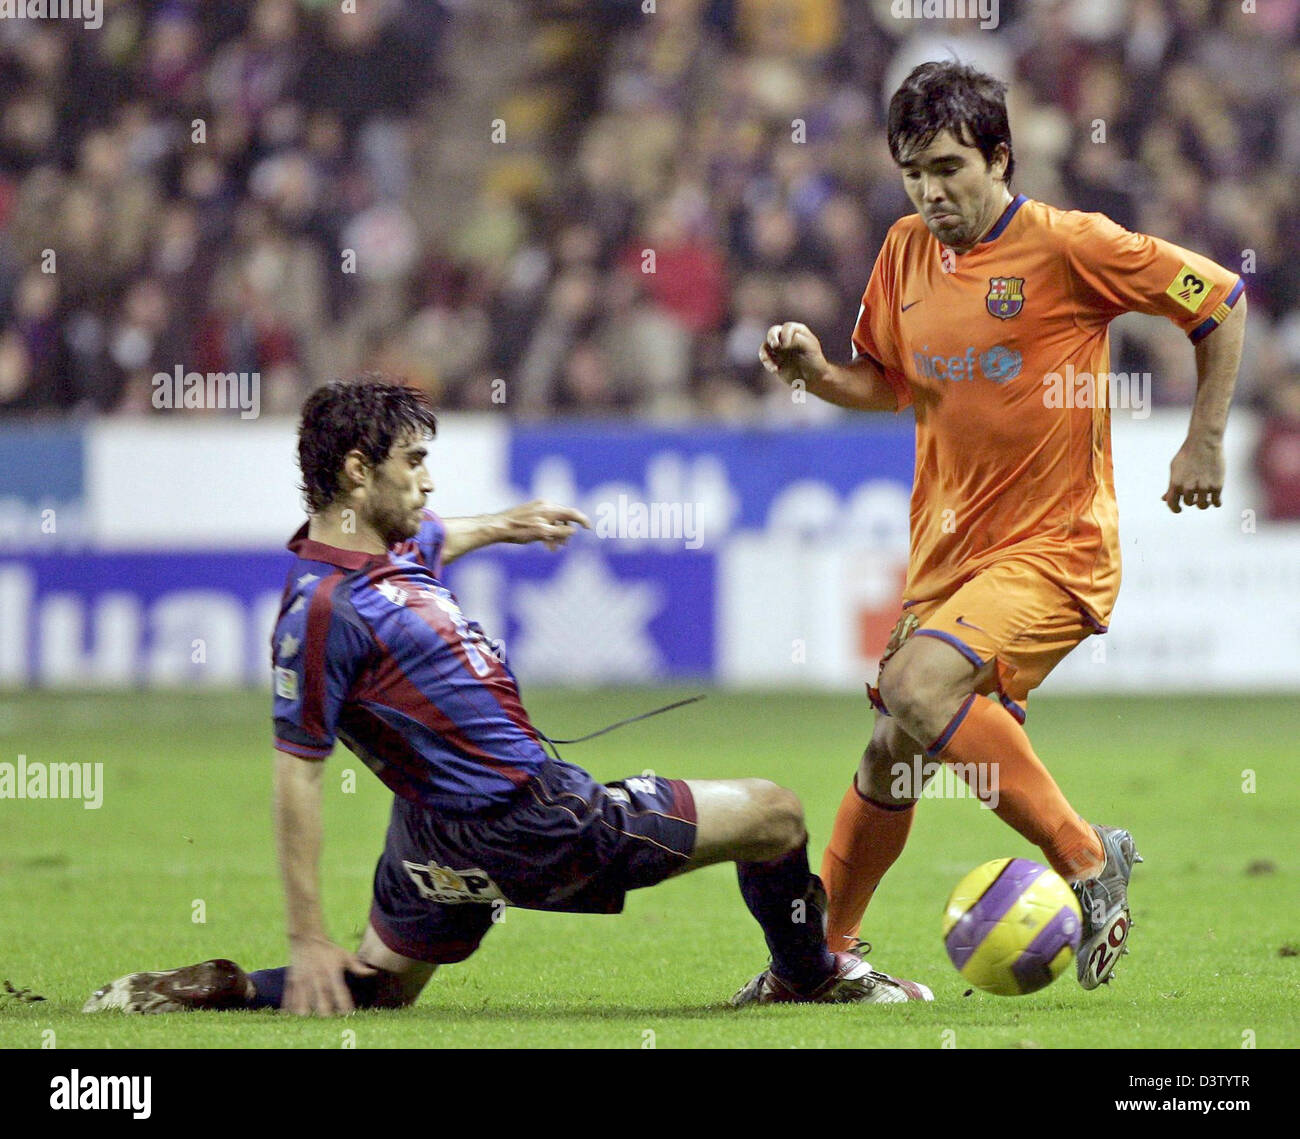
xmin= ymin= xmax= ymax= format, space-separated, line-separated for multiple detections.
xmin=1162 ymin=435 xmax=1225 ymax=513
xmin=498 ymin=499 xmax=593 ymax=551
xmin=285 ymin=934 xmax=377 ymax=1016
xmin=760 ymin=322 xmax=829 ymax=388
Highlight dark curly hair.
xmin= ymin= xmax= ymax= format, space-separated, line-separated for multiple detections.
xmin=297 ymin=375 xmax=438 ymax=513
xmin=887 ymin=60 xmax=1015 ymax=186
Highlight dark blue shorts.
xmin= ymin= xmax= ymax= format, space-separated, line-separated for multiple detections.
xmin=369 ymin=759 xmax=697 ymax=964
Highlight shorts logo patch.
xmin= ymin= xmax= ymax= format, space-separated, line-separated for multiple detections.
xmin=986 ymin=277 xmax=1025 ymax=319
xmin=1166 ymin=265 xmax=1210 ymax=313
xmin=403 ymin=860 xmax=507 ymax=905
xmin=881 ymin=611 xmax=921 ymax=667
xmin=274 ymin=666 xmax=298 ymax=700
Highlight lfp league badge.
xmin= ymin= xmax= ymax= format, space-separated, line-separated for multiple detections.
xmin=986 ymin=277 xmax=1025 ymax=319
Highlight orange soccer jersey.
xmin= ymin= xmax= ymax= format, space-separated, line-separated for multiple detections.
xmin=852 ymin=194 xmax=1244 ymax=628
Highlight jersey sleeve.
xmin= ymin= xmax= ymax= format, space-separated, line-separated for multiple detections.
xmin=272 ymin=576 xmax=371 ymax=759
xmin=1064 ymin=212 xmax=1244 ymax=343
xmin=851 ymin=236 xmax=912 ymax=411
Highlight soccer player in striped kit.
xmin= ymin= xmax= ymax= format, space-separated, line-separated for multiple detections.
xmin=755 ymin=60 xmax=1246 ymax=995
xmin=84 ymin=376 xmax=932 ymax=1014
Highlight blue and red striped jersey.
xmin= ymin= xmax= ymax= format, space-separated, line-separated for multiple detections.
xmin=271 ymin=510 xmax=549 ymax=815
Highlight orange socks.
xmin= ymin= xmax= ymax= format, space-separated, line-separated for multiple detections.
xmin=820 ymin=783 xmax=915 ymax=953
xmin=935 ymin=695 xmax=1104 ymax=880
xmin=819 ymin=696 xmax=1103 ymax=951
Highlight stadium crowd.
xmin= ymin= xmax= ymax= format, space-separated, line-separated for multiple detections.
xmin=0 ymin=0 xmax=1298 ymax=498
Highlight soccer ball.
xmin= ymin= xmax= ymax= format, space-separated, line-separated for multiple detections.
xmin=942 ymin=857 xmax=1082 ymax=996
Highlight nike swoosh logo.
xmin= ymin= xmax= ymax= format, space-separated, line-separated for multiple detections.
xmin=901 ymin=300 xmax=922 ymax=312
xmin=954 ymin=616 xmax=986 ymax=634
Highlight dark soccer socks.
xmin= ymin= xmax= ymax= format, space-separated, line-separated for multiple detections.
xmin=247 ymin=967 xmax=287 ymax=1009
xmin=737 ymin=843 xmax=837 ymax=992
xmin=247 ymin=966 xmax=399 ymax=1010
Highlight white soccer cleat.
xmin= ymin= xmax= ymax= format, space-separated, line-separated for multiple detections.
xmin=731 ymin=950 xmax=934 ymax=1006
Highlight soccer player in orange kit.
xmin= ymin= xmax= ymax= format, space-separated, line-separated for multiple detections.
xmin=743 ymin=60 xmax=1247 ymax=1000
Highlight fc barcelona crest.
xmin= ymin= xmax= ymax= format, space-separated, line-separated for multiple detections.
xmin=986 ymin=277 xmax=1025 ymax=320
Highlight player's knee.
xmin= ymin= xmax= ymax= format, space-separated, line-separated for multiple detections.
xmin=750 ymin=780 xmax=805 ymax=860
xmin=878 ymin=644 xmax=949 ymax=731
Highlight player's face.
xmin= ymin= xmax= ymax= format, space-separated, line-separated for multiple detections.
xmin=898 ymin=129 xmax=1010 ymax=252
xmin=366 ymin=435 xmax=434 ymax=546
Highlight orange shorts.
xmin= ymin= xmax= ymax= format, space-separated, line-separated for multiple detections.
xmin=868 ymin=560 xmax=1106 ymax=724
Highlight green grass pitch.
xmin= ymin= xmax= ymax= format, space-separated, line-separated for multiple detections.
xmin=0 ymin=689 xmax=1296 ymax=1049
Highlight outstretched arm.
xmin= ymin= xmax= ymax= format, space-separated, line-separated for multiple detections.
xmin=439 ymin=500 xmax=593 ymax=565
xmin=274 ymin=749 xmax=375 ymax=1015
xmin=1163 ymin=294 xmax=1248 ymax=513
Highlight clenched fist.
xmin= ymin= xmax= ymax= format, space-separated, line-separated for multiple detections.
xmin=759 ymin=322 xmax=830 ymax=388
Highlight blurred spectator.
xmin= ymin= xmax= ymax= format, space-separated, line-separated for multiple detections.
xmin=1255 ymin=373 xmax=1300 ymax=520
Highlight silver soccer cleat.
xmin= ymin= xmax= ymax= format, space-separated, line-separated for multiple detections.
xmin=1073 ymin=825 xmax=1143 ymax=989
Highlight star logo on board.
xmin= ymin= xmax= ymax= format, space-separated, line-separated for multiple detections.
xmin=278 ymin=633 xmax=300 ymax=661
xmin=511 ymin=552 xmax=664 ymax=681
